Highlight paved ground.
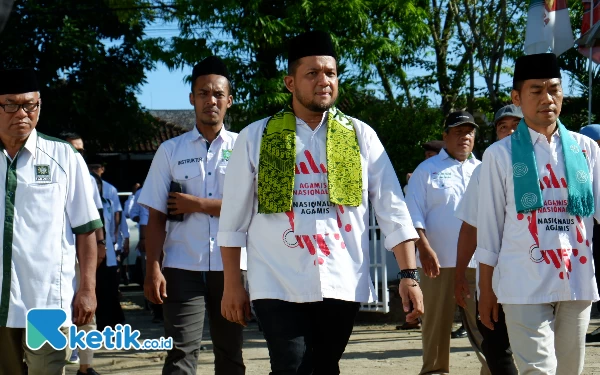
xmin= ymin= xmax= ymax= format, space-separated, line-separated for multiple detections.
xmin=65 ymin=288 xmax=600 ymax=374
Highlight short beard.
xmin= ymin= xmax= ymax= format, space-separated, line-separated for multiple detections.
xmin=295 ymin=89 xmax=337 ymax=112
xmin=198 ymin=118 xmax=219 ymax=127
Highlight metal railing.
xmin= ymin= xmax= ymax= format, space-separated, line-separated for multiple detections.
xmin=360 ymin=207 xmax=389 ymax=313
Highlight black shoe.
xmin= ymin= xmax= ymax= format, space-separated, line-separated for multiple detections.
xmin=451 ymin=325 xmax=467 ymax=339
xmin=587 ymin=327 xmax=600 ymax=343
xmin=77 ymin=368 xmax=101 ymax=375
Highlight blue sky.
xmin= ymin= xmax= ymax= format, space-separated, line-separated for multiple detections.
xmin=136 ymin=61 xmax=580 ymax=111
xmin=137 ymin=63 xmax=190 ymax=110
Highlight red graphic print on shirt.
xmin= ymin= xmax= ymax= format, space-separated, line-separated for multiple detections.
xmin=284 ymin=149 xmax=354 ymax=266
xmin=296 ymin=150 xmax=327 ymax=175
xmin=282 ymin=209 xmax=351 ymax=265
xmin=518 ymin=164 xmax=590 ymax=279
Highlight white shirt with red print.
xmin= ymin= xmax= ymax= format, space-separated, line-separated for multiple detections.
xmin=476 ymin=127 xmax=600 ymax=304
xmin=217 ymin=112 xmax=418 ymax=303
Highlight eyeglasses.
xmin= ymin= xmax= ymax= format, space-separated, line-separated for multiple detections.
xmin=0 ymin=102 xmax=40 ymax=113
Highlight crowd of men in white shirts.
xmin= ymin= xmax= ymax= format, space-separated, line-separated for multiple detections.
xmin=2 ymin=29 xmax=600 ymax=375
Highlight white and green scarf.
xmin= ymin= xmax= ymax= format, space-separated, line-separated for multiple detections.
xmin=511 ymin=119 xmax=594 ymax=216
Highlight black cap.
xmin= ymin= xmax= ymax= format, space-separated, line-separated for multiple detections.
xmin=191 ymin=56 xmax=230 ymax=84
xmin=445 ymin=110 xmax=479 ymax=130
xmin=513 ymin=53 xmax=561 ymax=86
xmin=0 ymin=68 xmax=40 ymax=95
xmin=288 ymin=30 xmax=337 ymax=63
xmin=422 ymin=140 xmax=445 ymax=153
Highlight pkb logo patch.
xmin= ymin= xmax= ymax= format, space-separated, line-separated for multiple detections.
xmin=221 ymin=149 xmax=232 ymax=162
xmin=35 ymin=165 xmax=51 ymax=182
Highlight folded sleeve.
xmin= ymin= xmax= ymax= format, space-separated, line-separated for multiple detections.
xmin=217 ymin=127 xmax=256 ymax=248
xmin=475 ymin=147 xmax=507 ymax=267
xmin=404 ymin=164 xmax=428 ymax=230
xmin=90 ymin=174 xmax=103 ymax=210
xmin=67 ymin=153 xmax=103 ymax=234
xmin=454 ymin=166 xmax=480 ymax=227
xmin=138 ymin=144 xmax=172 ymax=215
xmin=364 ymin=127 xmax=418 ymax=250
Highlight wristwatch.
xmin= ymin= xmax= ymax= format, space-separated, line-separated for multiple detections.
xmin=399 ymin=269 xmax=420 ymax=283
xmin=97 ymin=240 xmax=106 ymax=246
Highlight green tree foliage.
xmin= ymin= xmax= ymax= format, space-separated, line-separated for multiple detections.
xmin=0 ymin=0 xmax=164 ymax=152
xmin=153 ymin=0 xmax=430 ymax=121
xmin=151 ymin=0 xmax=532 ymax=175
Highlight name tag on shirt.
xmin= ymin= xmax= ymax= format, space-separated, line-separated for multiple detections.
xmin=34 ymin=164 xmax=51 ymax=182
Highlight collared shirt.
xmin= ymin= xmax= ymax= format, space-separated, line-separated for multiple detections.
xmin=129 ymin=189 xmax=147 ymax=224
xmin=117 ymin=214 xmax=130 ymax=251
xmin=102 ymin=180 xmax=122 ymax=213
xmin=475 ymin=127 xmax=600 ymax=304
xmin=405 ymin=148 xmax=481 ymax=268
xmin=103 ymin=198 xmax=118 ymax=267
xmin=138 ymin=126 xmax=246 ymax=271
xmin=0 ymin=130 xmax=102 ymax=328
xmin=217 ymin=114 xmax=418 ymax=303
xmin=90 ymin=175 xmax=103 ymax=210
xmin=455 ymin=165 xmax=481 ymax=227
xmin=123 ymin=194 xmax=135 ymax=218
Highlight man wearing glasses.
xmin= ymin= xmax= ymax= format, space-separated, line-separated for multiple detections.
xmin=0 ymin=68 xmax=102 ymax=375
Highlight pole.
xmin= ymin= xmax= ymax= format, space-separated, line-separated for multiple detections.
xmin=590 ymin=1 xmax=594 ymax=125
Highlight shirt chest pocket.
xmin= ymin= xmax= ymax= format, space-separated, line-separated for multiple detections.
xmin=430 ymin=177 xmax=455 ymax=204
xmin=172 ymin=162 xmax=202 ymax=184
xmin=18 ymin=183 xmax=63 ymax=238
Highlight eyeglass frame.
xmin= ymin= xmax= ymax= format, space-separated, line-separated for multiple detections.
xmin=0 ymin=102 xmax=41 ymax=114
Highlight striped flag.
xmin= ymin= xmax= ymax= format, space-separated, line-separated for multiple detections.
xmin=578 ymin=0 xmax=600 ymax=63
xmin=525 ymin=0 xmax=574 ymax=56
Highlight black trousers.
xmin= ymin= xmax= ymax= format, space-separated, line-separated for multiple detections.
xmin=475 ymin=296 xmax=518 ymax=375
xmin=162 ymin=268 xmax=245 ymax=375
xmin=253 ymin=298 xmax=360 ymax=375
xmin=95 ymin=260 xmax=125 ymax=331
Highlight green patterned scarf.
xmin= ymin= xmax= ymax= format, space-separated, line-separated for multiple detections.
xmin=257 ymin=107 xmax=363 ymax=214
xmin=511 ymin=119 xmax=594 ymax=216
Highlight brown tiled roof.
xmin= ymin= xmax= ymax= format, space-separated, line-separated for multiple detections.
xmin=149 ymin=110 xmax=196 ymax=131
xmin=131 ymin=119 xmax=188 ymax=152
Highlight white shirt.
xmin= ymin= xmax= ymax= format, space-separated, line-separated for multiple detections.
xmin=139 ymin=127 xmax=247 ymax=271
xmin=217 ymin=114 xmax=418 ymax=303
xmin=455 ymin=165 xmax=481 ymax=227
xmin=405 ymin=149 xmax=481 ymax=268
xmin=90 ymin=175 xmax=103 ymax=210
xmin=0 ymin=130 xmax=102 ymax=328
xmin=475 ymin=128 xmax=600 ymax=304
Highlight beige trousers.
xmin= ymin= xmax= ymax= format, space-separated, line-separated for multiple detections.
xmin=0 ymin=326 xmax=71 ymax=375
xmin=419 ymin=267 xmax=491 ymax=375
xmin=503 ymin=300 xmax=592 ymax=375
